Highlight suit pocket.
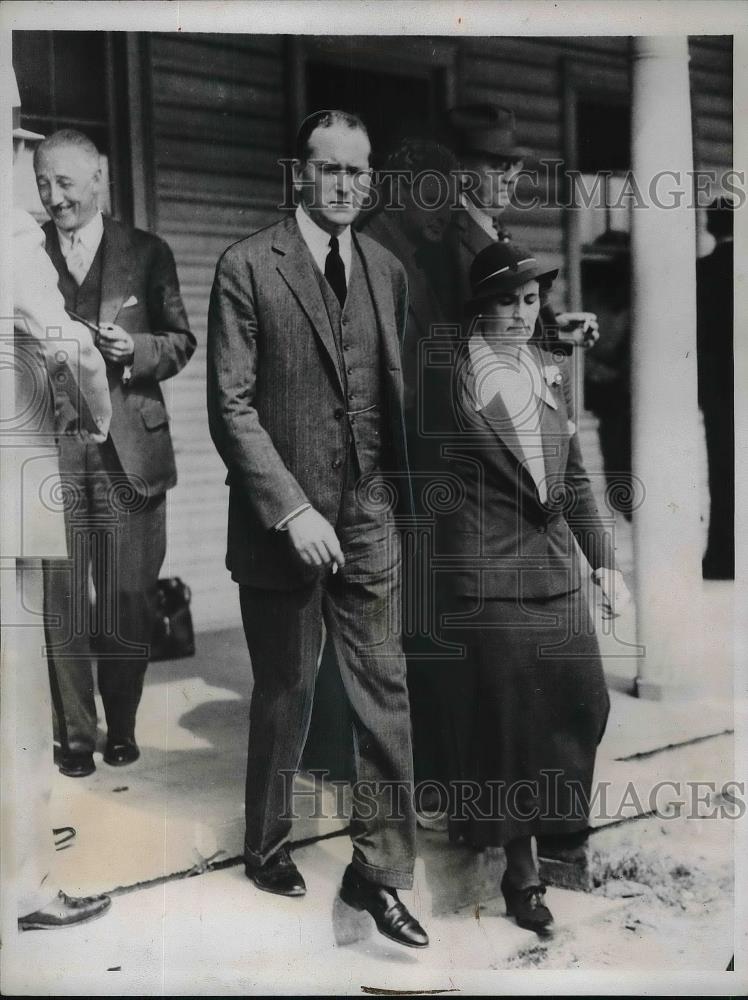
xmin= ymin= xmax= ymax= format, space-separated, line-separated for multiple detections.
xmin=140 ymin=404 xmax=169 ymax=430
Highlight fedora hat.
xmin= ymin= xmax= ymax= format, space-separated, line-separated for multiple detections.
xmin=468 ymin=241 xmax=558 ymax=305
xmin=447 ymin=103 xmax=532 ymax=162
xmin=10 ymin=68 xmax=44 ymax=141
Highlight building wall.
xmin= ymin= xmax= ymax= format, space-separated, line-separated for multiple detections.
xmin=142 ymin=32 xmax=732 ymax=632
xmin=147 ymin=33 xmax=287 ymax=629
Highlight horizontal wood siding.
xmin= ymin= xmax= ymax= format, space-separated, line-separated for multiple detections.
xmin=144 ymin=33 xmax=731 ymax=632
xmin=689 ymin=36 xmax=732 ymax=175
xmin=149 ymin=32 xmax=286 ymax=631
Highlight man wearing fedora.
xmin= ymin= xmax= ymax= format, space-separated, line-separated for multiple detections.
xmin=446 ymin=103 xmax=599 ymax=349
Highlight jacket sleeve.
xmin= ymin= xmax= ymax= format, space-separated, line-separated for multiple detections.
xmin=206 ymin=244 xmax=310 ymax=529
xmin=559 ymin=359 xmax=616 ymax=571
xmin=129 ymin=236 xmax=196 ymax=383
xmin=13 ymin=210 xmax=112 ymax=437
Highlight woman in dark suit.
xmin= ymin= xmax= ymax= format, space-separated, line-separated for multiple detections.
xmin=443 ymin=241 xmax=631 ymax=934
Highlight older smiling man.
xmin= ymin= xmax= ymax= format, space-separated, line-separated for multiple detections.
xmin=34 ymin=129 xmax=195 ymax=779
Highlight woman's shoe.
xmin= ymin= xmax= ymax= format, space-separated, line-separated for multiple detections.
xmin=501 ymin=870 xmax=554 ymax=935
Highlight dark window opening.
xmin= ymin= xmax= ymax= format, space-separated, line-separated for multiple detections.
xmin=13 ymin=30 xmax=132 ymax=224
xmin=577 ymin=99 xmax=631 ymax=174
xmin=306 ymin=60 xmax=443 ymax=168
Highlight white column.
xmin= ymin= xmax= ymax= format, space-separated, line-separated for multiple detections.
xmin=630 ymin=37 xmax=702 ymax=698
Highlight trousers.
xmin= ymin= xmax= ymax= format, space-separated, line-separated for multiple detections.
xmin=239 ymin=483 xmax=416 ymax=889
xmin=43 ymin=436 xmax=166 ymax=752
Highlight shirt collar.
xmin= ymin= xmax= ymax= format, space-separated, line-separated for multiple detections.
xmin=295 ymin=204 xmax=352 ymax=272
xmin=460 ymin=192 xmax=499 ymax=242
xmin=57 ymin=210 xmax=104 ymax=252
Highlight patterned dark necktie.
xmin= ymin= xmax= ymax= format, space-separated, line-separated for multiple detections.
xmin=325 ymin=235 xmax=347 ymax=307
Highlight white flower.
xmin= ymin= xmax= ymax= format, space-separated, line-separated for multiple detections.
xmin=543 ymin=365 xmax=562 ymax=388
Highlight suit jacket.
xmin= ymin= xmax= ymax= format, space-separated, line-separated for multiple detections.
xmin=359 ymin=212 xmax=460 ymax=472
xmin=207 ymin=214 xmax=410 ymax=590
xmin=360 ymin=212 xmax=449 ymax=403
xmin=446 ymin=344 xmax=615 ymax=601
xmin=43 ymin=216 xmax=195 ymax=496
xmin=10 ymin=209 xmax=111 ymax=558
xmin=696 ymin=240 xmax=733 ymax=409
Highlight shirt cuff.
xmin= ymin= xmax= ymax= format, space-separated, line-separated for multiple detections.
xmin=274 ymin=503 xmax=312 ymax=531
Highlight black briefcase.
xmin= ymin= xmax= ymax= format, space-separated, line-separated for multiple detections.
xmin=151 ymin=577 xmax=196 ymax=661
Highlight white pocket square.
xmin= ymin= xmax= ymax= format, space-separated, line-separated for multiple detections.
xmin=122 ymin=295 xmax=138 ymax=308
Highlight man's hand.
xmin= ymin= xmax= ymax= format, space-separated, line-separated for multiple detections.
xmin=592 ymin=567 xmax=632 ymax=620
xmin=78 ymin=427 xmax=108 ymax=444
xmin=97 ymin=323 xmax=135 ymax=364
xmin=286 ymin=508 xmax=345 ymax=571
xmin=555 ymin=311 xmax=600 ymax=348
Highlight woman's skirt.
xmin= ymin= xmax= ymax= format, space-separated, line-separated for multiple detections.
xmin=442 ymin=586 xmax=610 ymax=848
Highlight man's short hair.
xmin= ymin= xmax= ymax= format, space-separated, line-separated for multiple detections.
xmin=382 ymin=138 xmax=458 ymax=180
xmin=34 ymin=128 xmax=100 ymax=168
xmin=706 ymin=197 xmax=735 ymax=240
xmin=295 ymin=110 xmax=369 ymax=164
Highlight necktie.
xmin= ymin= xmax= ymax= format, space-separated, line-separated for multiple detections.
xmin=66 ymin=234 xmax=89 ymax=286
xmin=325 ymin=235 xmax=347 ymax=308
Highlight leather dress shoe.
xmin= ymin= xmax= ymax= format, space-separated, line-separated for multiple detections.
xmin=339 ymin=864 xmax=429 ymax=949
xmin=245 ymin=847 xmax=306 ymax=897
xmin=18 ymin=890 xmax=111 ymax=931
xmin=501 ymin=871 xmax=554 ymax=935
xmin=58 ymin=749 xmax=95 ymax=778
xmin=104 ymin=737 xmax=140 ymax=766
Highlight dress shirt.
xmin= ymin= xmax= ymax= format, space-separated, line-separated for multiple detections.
xmin=56 ymin=210 xmax=104 ymax=281
xmin=460 ymin=192 xmax=498 ymax=242
xmin=295 ymin=203 xmax=352 ymax=283
xmin=467 ymin=336 xmax=557 ymax=502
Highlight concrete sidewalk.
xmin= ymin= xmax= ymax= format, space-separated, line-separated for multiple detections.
xmin=5 ymin=836 xmax=635 ymax=995
xmin=2 ymin=575 xmax=737 ymax=993
xmin=41 ymin=606 xmax=733 ymax=900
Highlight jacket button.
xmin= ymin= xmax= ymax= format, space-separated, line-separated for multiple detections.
xmin=332 ymin=458 xmax=342 ymax=469
xmin=347 ymin=367 xmax=353 ymax=375
xmin=334 ymin=408 xmax=344 ymax=420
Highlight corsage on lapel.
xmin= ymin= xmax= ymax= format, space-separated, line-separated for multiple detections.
xmin=543 ymin=364 xmax=562 ymax=388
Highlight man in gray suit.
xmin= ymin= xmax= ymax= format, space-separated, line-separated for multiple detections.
xmin=207 ymin=111 xmax=428 ymax=949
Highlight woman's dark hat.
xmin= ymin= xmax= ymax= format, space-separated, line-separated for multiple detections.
xmin=468 ymin=241 xmax=559 ymax=304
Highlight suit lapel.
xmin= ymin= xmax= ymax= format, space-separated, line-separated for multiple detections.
xmin=273 ymin=217 xmax=344 ymax=392
xmin=476 ymin=390 xmax=533 ymax=478
xmin=99 ymin=217 xmax=135 ymax=325
xmin=353 ymin=232 xmax=401 ymax=377
xmin=42 ymin=223 xmax=77 ymax=302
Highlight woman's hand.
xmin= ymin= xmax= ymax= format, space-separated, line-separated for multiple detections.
xmin=592 ymin=567 xmax=632 ymax=620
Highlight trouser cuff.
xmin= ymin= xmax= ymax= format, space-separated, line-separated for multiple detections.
xmin=351 ymin=856 xmax=414 ymax=891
